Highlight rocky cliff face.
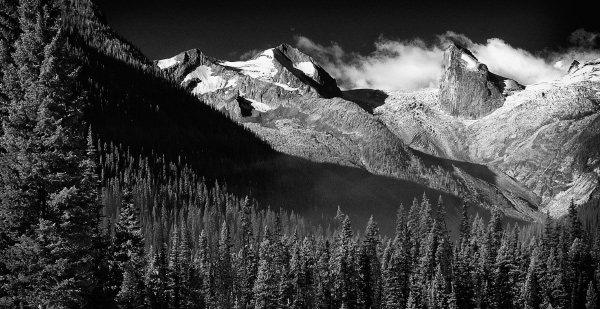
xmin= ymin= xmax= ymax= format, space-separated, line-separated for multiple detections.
xmin=439 ymin=43 xmax=523 ymax=119
xmin=375 ymin=57 xmax=600 ymax=216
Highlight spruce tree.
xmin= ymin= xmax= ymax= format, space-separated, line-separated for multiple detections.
xmin=545 ymin=249 xmax=567 ymax=309
xmin=197 ymin=229 xmax=212 ymax=308
xmin=521 ymin=248 xmax=541 ymax=309
xmin=382 ymin=242 xmax=404 ymax=309
xmin=114 ymin=188 xmax=146 ymax=308
xmin=567 ymin=199 xmax=583 ymax=244
xmin=167 ymin=225 xmax=181 ymax=309
xmin=0 ymin=0 xmax=105 ymax=306
xmin=361 ymin=216 xmax=382 ymax=309
xmin=144 ymin=247 xmax=166 ymax=308
xmin=254 ymin=231 xmax=277 ymax=309
xmin=177 ymin=223 xmax=192 ymax=308
xmin=586 ymin=281 xmax=597 ymax=309
xmin=217 ymin=222 xmax=233 ymax=308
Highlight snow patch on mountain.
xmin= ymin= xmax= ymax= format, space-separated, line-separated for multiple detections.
xmin=157 ymin=56 xmax=180 ymax=69
xmin=244 ymin=97 xmax=272 ymax=112
xmin=183 ymin=65 xmax=237 ymax=95
xmin=460 ymin=53 xmax=477 ymax=69
xmin=273 ymin=82 xmax=299 ymax=91
xmin=294 ymin=61 xmax=316 ymax=77
xmin=221 ymin=49 xmax=278 ymax=81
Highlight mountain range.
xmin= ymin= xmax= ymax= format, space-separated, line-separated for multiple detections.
xmin=154 ymin=38 xmax=600 ymax=229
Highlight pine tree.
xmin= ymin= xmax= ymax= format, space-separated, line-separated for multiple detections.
xmin=333 ymin=216 xmax=355 ymax=308
xmin=382 ymin=241 xmax=404 ymax=309
xmin=114 ymin=188 xmax=146 ymax=308
xmin=490 ymin=232 xmax=516 ymax=309
xmin=0 ymin=0 xmax=105 ymax=305
xmin=521 ymin=248 xmax=541 ymax=309
xmin=567 ymin=199 xmax=583 ymax=243
xmin=177 ymin=223 xmax=192 ymax=308
xmin=458 ymin=203 xmax=470 ymax=245
xmin=428 ymin=265 xmax=447 ymax=309
xmin=394 ymin=204 xmax=405 ymax=242
xmin=216 ymin=222 xmax=233 ymax=308
xmin=586 ymin=281 xmax=597 ymax=309
xmin=419 ymin=193 xmax=433 ymax=239
xmin=254 ymin=233 xmax=278 ymax=309
xmin=196 ymin=229 xmax=212 ymax=308
xmin=567 ymin=237 xmax=590 ymax=309
xmin=315 ymin=238 xmax=332 ymax=309
xmin=361 ymin=216 xmax=382 ymax=309
xmin=300 ymin=236 xmax=316 ymax=308
xmin=144 ymin=247 xmax=166 ymax=308
xmin=453 ymin=239 xmax=474 ymax=309
xmin=167 ymin=225 xmax=181 ymax=309
xmin=545 ymin=249 xmax=567 ymax=309
xmin=84 ymin=129 xmax=114 ymax=308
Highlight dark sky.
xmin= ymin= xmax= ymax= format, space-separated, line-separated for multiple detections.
xmin=95 ymin=0 xmax=599 ymax=61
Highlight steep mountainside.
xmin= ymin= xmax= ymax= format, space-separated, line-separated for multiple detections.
xmin=439 ymin=43 xmax=523 ymax=119
xmin=373 ymin=45 xmax=600 ymax=216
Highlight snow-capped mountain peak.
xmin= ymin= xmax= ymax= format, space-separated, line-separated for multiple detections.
xmin=154 ymin=44 xmax=342 ymax=117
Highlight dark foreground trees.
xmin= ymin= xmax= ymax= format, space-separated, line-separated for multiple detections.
xmin=0 ymin=0 xmax=106 ymax=307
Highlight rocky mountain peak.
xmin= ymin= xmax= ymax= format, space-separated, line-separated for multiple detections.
xmin=155 ymin=44 xmax=342 ymax=101
xmin=438 ymin=43 xmax=522 ymax=119
xmin=269 ymin=43 xmax=342 ymax=98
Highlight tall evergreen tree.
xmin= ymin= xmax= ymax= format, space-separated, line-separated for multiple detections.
xmin=0 ymin=0 xmax=105 ymax=306
xmin=217 ymin=222 xmax=233 ymax=309
xmin=567 ymin=199 xmax=583 ymax=244
xmin=359 ymin=216 xmax=382 ymax=309
xmin=586 ymin=281 xmax=597 ymax=309
xmin=144 ymin=246 xmax=166 ymax=309
xmin=167 ymin=225 xmax=181 ymax=309
xmin=253 ymin=230 xmax=278 ymax=309
xmin=114 ymin=188 xmax=146 ymax=308
xmin=521 ymin=248 xmax=541 ymax=309
xmin=177 ymin=223 xmax=193 ymax=308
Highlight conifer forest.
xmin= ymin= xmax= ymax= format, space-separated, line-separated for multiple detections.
xmin=1 ymin=0 xmax=600 ymax=308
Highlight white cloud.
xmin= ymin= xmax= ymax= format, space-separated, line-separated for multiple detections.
xmin=295 ymin=30 xmax=600 ymax=91
xmin=296 ymin=36 xmax=443 ymax=90
xmin=466 ymin=37 xmax=564 ymax=84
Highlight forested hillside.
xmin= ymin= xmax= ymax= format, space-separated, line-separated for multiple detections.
xmin=0 ymin=0 xmax=599 ymax=308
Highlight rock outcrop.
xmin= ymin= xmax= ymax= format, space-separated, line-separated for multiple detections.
xmin=438 ymin=43 xmax=522 ymax=119
xmin=375 ymin=57 xmax=600 ymax=217
xmin=271 ymin=44 xmax=342 ymax=98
